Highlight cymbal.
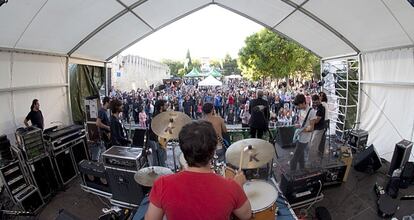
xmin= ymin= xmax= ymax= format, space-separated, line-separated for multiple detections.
xmin=151 ymin=111 xmax=192 ymax=140
xmin=225 ymin=138 xmax=275 ymax=169
xmin=134 ymin=166 xmax=173 ymax=187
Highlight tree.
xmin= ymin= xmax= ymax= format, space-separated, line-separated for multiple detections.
xmin=222 ymin=54 xmax=241 ymax=76
xmin=210 ymin=59 xmax=222 ymax=69
xmin=162 ymin=59 xmax=184 ymax=77
xmin=184 ymin=49 xmax=192 ymax=71
xmin=192 ymin=59 xmax=202 ymax=71
xmin=238 ymin=29 xmax=319 ymax=80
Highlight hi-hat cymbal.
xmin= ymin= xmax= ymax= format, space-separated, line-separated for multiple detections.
xmin=134 ymin=166 xmax=173 ymax=187
xmin=151 ymin=111 xmax=192 ymax=140
xmin=225 ymin=138 xmax=275 ymax=169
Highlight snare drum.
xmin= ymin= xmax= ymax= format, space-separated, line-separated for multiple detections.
xmin=244 ymin=180 xmax=278 ymax=220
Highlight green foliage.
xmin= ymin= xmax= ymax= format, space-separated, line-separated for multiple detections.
xmin=185 ymin=49 xmax=192 ymax=70
xmin=222 ymin=54 xmax=241 ymax=76
xmin=177 ymin=68 xmax=187 ymax=77
xmin=210 ymin=59 xmax=222 ymax=69
xmin=238 ymin=29 xmax=319 ymax=80
xmin=192 ymin=59 xmax=201 ymax=71
xmin=161 ymin=59 xmax=184 ymax=77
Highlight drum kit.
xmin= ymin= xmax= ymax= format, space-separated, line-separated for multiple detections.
xmin=133 ymin=111 xmax=279 ymax=219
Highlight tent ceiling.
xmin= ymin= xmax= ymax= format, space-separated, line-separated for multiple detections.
xmin=1 ymin=0 xmax=413 ymax=61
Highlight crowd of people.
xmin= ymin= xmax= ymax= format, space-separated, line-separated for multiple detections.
xmin=107 ymin=78 xmax=321 ymax=130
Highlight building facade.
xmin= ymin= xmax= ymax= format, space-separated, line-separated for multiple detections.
xmin=111 ymin=55 xmax=170 ymax=91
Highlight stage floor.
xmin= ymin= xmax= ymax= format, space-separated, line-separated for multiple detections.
xmin=36 ymin=143 xmax=414 ymax=220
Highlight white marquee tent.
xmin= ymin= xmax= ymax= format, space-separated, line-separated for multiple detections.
xmin=0 ymin=0 xmax=413 ymax=160
xmin=198 ymin=75 xmax=223 ymax=87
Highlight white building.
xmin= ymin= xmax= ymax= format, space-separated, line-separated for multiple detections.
xmin=111 ymin=55 xmax=170 ymax=91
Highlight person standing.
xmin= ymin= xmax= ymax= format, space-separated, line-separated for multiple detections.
xmin=182 ymin=95 xmax=192 ymax=117
xmin=202 ymin=103 xmax=228 ymax=161
xmin=147 ymin=100 xmax=168 ymax=167
xmin=248 ymin=90 xmax=269 ymax=139
xmin=24 ymin=99 xmax=44 ymax=130
xmin=96 ymin=97 xmax=111 ymax=149
xmin=290 ymin=94 xmax=316 ymax=171
xmin=110 ymin=99 xmax=131 ymax=146
xmin=309 ymin=94 xmax=326 ymax=159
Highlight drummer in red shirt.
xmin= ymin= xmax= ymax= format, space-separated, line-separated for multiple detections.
xmin=145 ymin=121 xmax=252 ymax=220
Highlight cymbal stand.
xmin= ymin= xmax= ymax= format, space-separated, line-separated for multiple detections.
xmin=170 ymin=141 xmax=179 ymax=172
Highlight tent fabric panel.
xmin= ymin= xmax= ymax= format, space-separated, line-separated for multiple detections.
xmin=275 ymin=11 xmax=355 ymax=57
xmin=12 ymin=87 xmax=70 ymax=132
xmin=16 ymin=0 xmax=124 ymax=54
xmin=0 ymin=93 xmax=14 ymax=137
xmin=360 ymin=48 xmax=414 ymax=161
xmin=0 ymin=0 xmax=48 ymax=48
xmin=383 ymin=0 xmax=414 ymax=43
xmin=11 ymin=53 xmax=66 ymax=88
xmin=0 ymin=52 xmax=11 ymax=89
xmin=74 ymin=13 xmax=152 ymax=61
xmin=361 ymin=48 xmax=414 ymax=82
xmin=215 ymin=0 xmax=295 ymax=28
xmin=304 ymin=0 xmax=412 ymax=52
xmin=133 ymin=0 xmax=211 ymax=28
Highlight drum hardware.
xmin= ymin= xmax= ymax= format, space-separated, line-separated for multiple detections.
xmin=133 ymin=166 xmax=173 ymax=187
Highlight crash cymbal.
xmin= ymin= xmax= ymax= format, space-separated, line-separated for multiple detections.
xmin=225 ymin=138 xmax=275 ymax=169
xmin=134 ymin=166 xmax=173 ymax=187
xmin=151 ymin=111 xmax=192 ymax=140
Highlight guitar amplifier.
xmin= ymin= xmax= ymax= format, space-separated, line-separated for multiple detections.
xmin=279 ymin=170 xmax=323 ymax=204
xmin=79 ymin=160 xmax=111 ymax=196
xmin=15 ymin=127 xmax=47 ymax=162
xmin=106 ymin=167 xmax=145 ymax=207
xmin=274 ymin=126 xmax=295 ymax=148
xmin=102 ymin=146 xmax=145 ymax=171
xmin=322 ymin=160 xmax=347 ymax=186
xmin=348 ymin=129 xmax=368 ymax=151
xmin=43 ymin=125 xmax=86 ymax=152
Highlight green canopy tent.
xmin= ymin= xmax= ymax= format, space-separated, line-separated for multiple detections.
xmin=208 ymin=68 xmax=222 ymax=78
xmin=184 ymin=68 xmax=201 ymax=78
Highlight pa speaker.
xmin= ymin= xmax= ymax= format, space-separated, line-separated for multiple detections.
xmin=354 ymin=144 xmax=382 ymax=172
xmin=275 ymin=126 xmax=295 ymax=148
xmin=388 ymin=140 xmax=412 ymax=176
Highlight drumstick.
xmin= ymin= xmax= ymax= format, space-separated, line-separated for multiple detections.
xmin=238 ymin=147 xmax=244 ymax=172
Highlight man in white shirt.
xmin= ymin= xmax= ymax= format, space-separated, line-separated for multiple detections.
xmin=290 ymin=94 xmax=316 ymax=171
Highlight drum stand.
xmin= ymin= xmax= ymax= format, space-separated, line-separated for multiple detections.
xmin=169 ymin=141 xmax=179 ymax=172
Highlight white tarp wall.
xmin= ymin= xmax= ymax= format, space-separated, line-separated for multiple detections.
xmin=360 ymin=47 xmax=414 ymax=161
xmin=0 ymin=51 xmax=70 ymax=141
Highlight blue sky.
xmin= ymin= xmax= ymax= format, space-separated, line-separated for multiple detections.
xmin=121 ymin=5 xmax=263 ymax=61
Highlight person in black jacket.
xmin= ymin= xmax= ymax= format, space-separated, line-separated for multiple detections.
xmin=110 ymin=99 xmax=131 ymax=146
xmin=249 ymin=90 xmax=269 ymax=139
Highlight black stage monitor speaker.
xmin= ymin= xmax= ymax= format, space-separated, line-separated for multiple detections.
xmin=275 ymin=126 xmax=295 ymax=148
xmin=71 ymin=139 xmax=89 ymax=169
xmin=354 ymin=144 xmax=382 ymax=172
xmin=54 ymin=149 xmax=77 ymax=185
xmin=388 ymin=140 xmax=412 ymax=176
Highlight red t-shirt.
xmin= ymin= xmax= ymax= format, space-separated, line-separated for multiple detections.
xmin=149 ymin=171 xmax=247 ymax=220
xmin=228 ymin=96 xmax=235 ymax=105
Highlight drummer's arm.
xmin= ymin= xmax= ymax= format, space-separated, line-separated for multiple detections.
xmin=233 ymin=201 xmax=252 ymax=220
xmin=221 ymin=119 xmax=227 ymax=133
xmin=145 ymin=203 xmax=164 ymax=220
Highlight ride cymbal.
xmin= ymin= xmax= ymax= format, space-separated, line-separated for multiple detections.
xmin=134 ymin=166 xmax=173 ymax=187
xmin=225 ymin=138 xmax=275 ymax=169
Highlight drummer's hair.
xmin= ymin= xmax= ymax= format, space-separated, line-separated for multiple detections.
xmin=109 ymin=99 xmax=123 ymax=113
xmin=179 ymin=120 xmax=217 ymax=167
